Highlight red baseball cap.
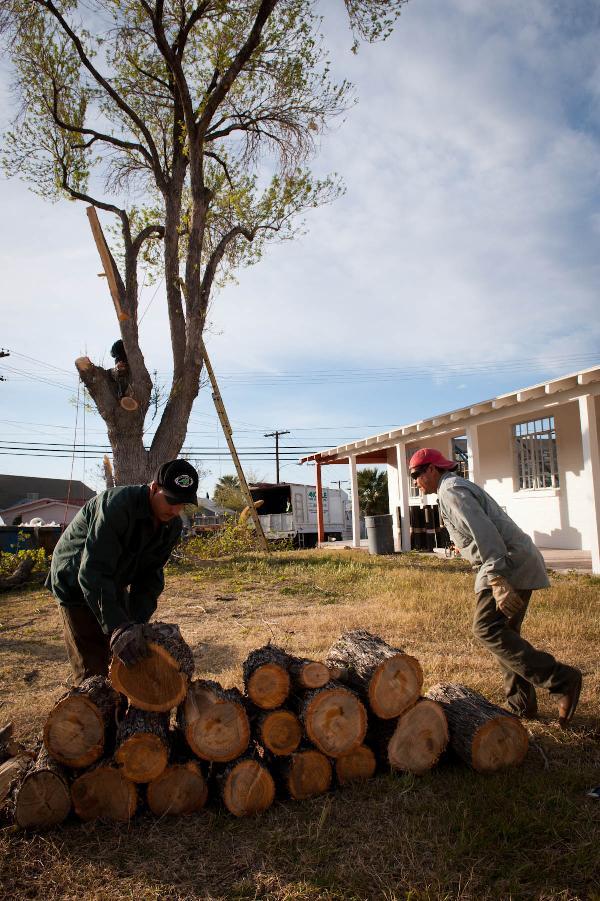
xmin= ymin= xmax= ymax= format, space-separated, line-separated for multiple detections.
xmin=409 ymin=448 xmax=457 ymax=472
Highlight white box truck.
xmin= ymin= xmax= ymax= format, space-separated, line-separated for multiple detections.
xmin=249 ymin=482 xmax=352 ymax=546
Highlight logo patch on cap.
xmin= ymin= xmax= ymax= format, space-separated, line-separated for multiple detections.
xmin=174 ymin=474 xmax=193 ymax=488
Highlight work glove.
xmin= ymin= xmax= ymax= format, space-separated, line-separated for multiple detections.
xmin=488 ymin=575 xmax=526 ymax=620
xmin=110 ymin=622 xmax=149 ymax=667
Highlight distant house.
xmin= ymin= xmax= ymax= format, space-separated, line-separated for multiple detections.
xmin=0 ymin=475 xmax=95 ymax=526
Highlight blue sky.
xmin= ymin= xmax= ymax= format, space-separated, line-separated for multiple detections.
xmin=1 ymin=0 xmax=599 ymax=495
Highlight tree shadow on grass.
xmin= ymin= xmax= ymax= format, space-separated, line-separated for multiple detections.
xmin=188 ymin=640 xmax=239 ymax=676
xmin=0 ymin=636 xmax=66 ymax=662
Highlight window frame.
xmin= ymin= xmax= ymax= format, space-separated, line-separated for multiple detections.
xmin=513 ymin=415 xmax=559 ymax=491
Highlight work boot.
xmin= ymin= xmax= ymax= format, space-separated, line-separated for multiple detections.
xmin=557 ymin=668 xmax=582 ymax=729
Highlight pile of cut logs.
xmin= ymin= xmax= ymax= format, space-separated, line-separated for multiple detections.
xmin=0 ymin=625 xmax=529 ymax=829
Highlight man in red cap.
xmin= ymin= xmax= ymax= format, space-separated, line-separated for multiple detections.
xmin=408 ymin=448 xmax=582 ymax=727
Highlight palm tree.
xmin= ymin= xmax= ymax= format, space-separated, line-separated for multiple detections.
xmin=357 ymin=469 xmax=389 ymax=516
xmin=213 ymin=475 xmax=245 ymax=512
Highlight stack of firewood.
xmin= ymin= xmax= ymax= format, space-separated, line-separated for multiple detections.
xmin=0 ymin=624 xmax=529 ymax=828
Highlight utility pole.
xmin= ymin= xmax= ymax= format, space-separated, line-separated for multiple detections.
xmin=264 ymin=430 xmax=290 ymax=484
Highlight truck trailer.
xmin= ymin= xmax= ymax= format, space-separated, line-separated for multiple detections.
xmin=249 ymin=482 xmax=352 ymax=546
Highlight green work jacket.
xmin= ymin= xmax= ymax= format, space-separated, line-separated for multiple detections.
xmin=46 ymin=485 xmax=182 ymax=634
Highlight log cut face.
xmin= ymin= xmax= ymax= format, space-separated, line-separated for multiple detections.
xmin=256 ymin=710 xmax=302 ymax=756
xmin=326 ymin=630 xmax=423 ymax=719
xmin=243 ymin=646 xmax=291 ymax=709
xmin=221 ymin=758 xmax=276 ymax=817
xmin=43 ymin=676 xmax=120 ymax=768
xmin=287 ymin=657 xmax=330 ymax=690
xmin=280 ymin=749 xmax=332 ymax=800
xmin=13 ymin=747 xmax=71 ymax=830
xmin=114 ymin=708 xmax=169 ymax=783
xmin=179 ymin=680 xmax=250 ymax=763
xmin=146 ymin=761 xmax=208 ymax=816
xmin=426 ymin=683 xmax=529 ymax=773
xmin=301 ymin=685 xmax=367 ymax=758
xmin=334 ymin=745 xmax=376 ymax=786
xmin=109 ymin=622 xmax=194 ymax=713
xmin=71 ymin=763 xmax=138 ymax=821
xmin=386 ymin=699 xmax=449 ymax=775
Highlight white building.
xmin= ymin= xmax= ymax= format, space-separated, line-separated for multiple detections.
xmin=300 ymin=365 xmax=600 ymax=573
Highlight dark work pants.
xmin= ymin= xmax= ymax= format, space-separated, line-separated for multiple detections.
xmin=59 ymin=604 xmax=111 ymax=685
xmin=473 ymin=588 xmax=576 ymax=715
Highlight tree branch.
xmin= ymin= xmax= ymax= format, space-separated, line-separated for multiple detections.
xmin=138 ymin=0 xmax=195 ymax=131
xmin=199 ymin=225 xmax=255 ymax=304
xmin=203 ymin=150 xmax=233 ymax=186
xmin=131 ymin=224 xmax=165 ymax=256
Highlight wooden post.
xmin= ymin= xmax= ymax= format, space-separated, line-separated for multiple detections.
xmin=315 ymin=461 xmax=325 ymax=544
xmin=348 ymin=454 xmax=360 ymax=548
xmin=86 ymin=206 xmax=129 ymax=323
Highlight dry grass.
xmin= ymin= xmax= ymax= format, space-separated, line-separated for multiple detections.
xmin=1 ymin=549 xmax=600 ymax=901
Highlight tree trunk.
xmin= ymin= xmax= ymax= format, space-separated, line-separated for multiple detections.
xmin=334 ymin=745 xmax=377 ymax=786
xmin=146 ymin=760 xmax=208 ymax=816
xmin=114 ymin=708 xmax=170 ymax=783
xmin=242 ymin=645 xmax=292 ymax=710
xmin=12 ymin=746 xmax=71 ymax=829
xmin=298 ymin=684 xmax=367 ymax=758
xmin=254 ymin=709 xmax=303 ymax=757
xmin=370 ymin=698 xmax=449 ymax=775
xmin=219 ymin=756 xmax=276 ymax=817
xmin=43 ymin=676 xmax=120 ymax=768
xmin=425 ymin=683 xmax=529 ymax=773
xmin=326 ymin=630 xmax=423 ymax=719
xmin=109 ymin=622 xmax=194 ymax=712
xmin=178 ymin=679 xmax=250 ymax=763
xmin=71 ymin=762 xmax=138 ymax=821
xmin=277 ymin=748 xmax=332 ymax=800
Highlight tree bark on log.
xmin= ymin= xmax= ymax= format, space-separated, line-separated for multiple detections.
xmin=254 ymin=709 xmax=303 ymax=757
xmin=277 ymin=748 xmax=332 ymax=800
xmin=43 ymin=676 xmax=120 ymax=768
xmin=219 ymin=756 xmax=276 ymax=817
xmin=146 ymin=760 xmax=208 ymax=816
xmin=326 ymin=630 xmax=423 ymax=719
xmin=109 ymin=622 xmax=194 ymax=712
xmin=372 ymin=698 xmax=449 ymax=775
xmin=0 ymin=754 xmax=31 ymax=805
xmin=334 ymin=745 xmax=377 ymax=786
xmin=0 ymin=557 xmax=35 ymax=592
xmin=242 ymin=645 xmax=291 ymax=709
xmin=12 ymin=746 xmax=71 ymax=829
xmin=114 ymin=708 xmax=170 ymax=783
xmin=178 ymin=679 xmax=250 ymax=763
xmin=298 ymin=683 xmax=367 ymax=758
xmin=426 ymin=683 xmax=529 ymax=773
xmin=71 ymin=762 xmax=138 ymax=821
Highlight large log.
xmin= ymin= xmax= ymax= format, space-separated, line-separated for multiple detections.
xmin=219 ymin=756 xmax=276 ymax=817
xmin=255 ymin=709 xmax=302 ymax=757
xmin=12 ymin=746 xmax=71 ymax=829
xmin=71 ymin=762 xmax=138 ymax=821
xmin=43 ymin=676 xmax=120 ymax=768
xmin=109 ymin=622 xmax=195 ymax=712
xmin=114 ymin=708 xmax=169 ymax=783
xmin=146 ymin=760 xmax=208 ymax=816
xmin=0 ymin=556 xmax=35 ymax=592
xmin=242 ymin=645 xmax=291 ymax=709
xmin=0 ymin=755 xmax=31 ymax=805
xmin=178 ymin=679 xmax=250 ymax=763
xmin=384 ymin=699 xmax=448 ymax=775
xmin=299 ymin=684 xmax=367 ymax=758
xmin=277 ymin=748 xmax=332 ymax=800
xmin=326 ymin=630 xmax=423 ymax=719
xmin=426 ymin=683 xmax=529 ymax=773
xmin=334 ymin=745 xmax=377 ymax=786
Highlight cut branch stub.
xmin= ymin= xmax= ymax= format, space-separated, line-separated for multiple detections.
xmin=386 ymin=699 xmax=449 ymax=775
xmin=242 ymin=645 xmax=291 ymax=710
xmin=426 ymin=683 xmax=529 ymax=773
xmin=255 ymin=709 xmax=302 ymax=756
xmin=12 ymin=746 xmax=71 ymax=830
xmin=326 ymin=630 xmax=423 ymax=719
xmin=43 ymin=676 xmax=120 ymax=768
xmin=146 ymin=761 xmax=208 ymax=816
xmin=278 ymin=748 xmax=332 ymax=800
xmin=109 ymin=622 xmax=195 ymax=712
xmin=300 ymin=684 xmax=367 ymax=758
xmin=178 ymin=679 xmax=250 ymax=763
xmin=114 ymin=708 xmax=169 ymax=783
xmin=220 ymin=757 xmax=276 ymax=817
xmin=71 ymin=762 xmax=138 ymax=821
xmin=334 ymin=745 xmax=377 ymax=786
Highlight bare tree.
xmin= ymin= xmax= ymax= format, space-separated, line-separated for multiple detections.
xmin=1 ymin=0 xmax=407 ymax=484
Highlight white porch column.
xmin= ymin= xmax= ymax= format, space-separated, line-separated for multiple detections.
xmin=466 ymin=424 xmax=481 ymax=485
xmin=348 ymin=454 xmax=361 ymax=548
xmin=386 ymin=447 xmax=401 ymax=552
xmin=579 ymin=395 xmax=600 ymax=574
xmin=396 ymin=443 xmax=411 ymax=551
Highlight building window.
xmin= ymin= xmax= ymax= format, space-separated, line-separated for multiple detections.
xmin=452 ymin=436 xmax=468 ymax=479
xmin=26 ymin=492 xmax=40 ymax=501
xmin=514 ymin=416 xmax=559 ymax=490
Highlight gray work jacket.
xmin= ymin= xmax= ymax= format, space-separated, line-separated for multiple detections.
xmin=436 ymin=472 xmax=550 ymax=593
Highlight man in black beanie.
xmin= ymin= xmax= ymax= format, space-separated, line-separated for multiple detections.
xmin=46 ymin=459 xmax=198 ymax=683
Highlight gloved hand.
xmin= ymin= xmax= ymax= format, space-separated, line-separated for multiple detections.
xmin=110 ymin=622 xmax=149 ymax=667
xmin=488 ymin=575 xmax=526 ymax=619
